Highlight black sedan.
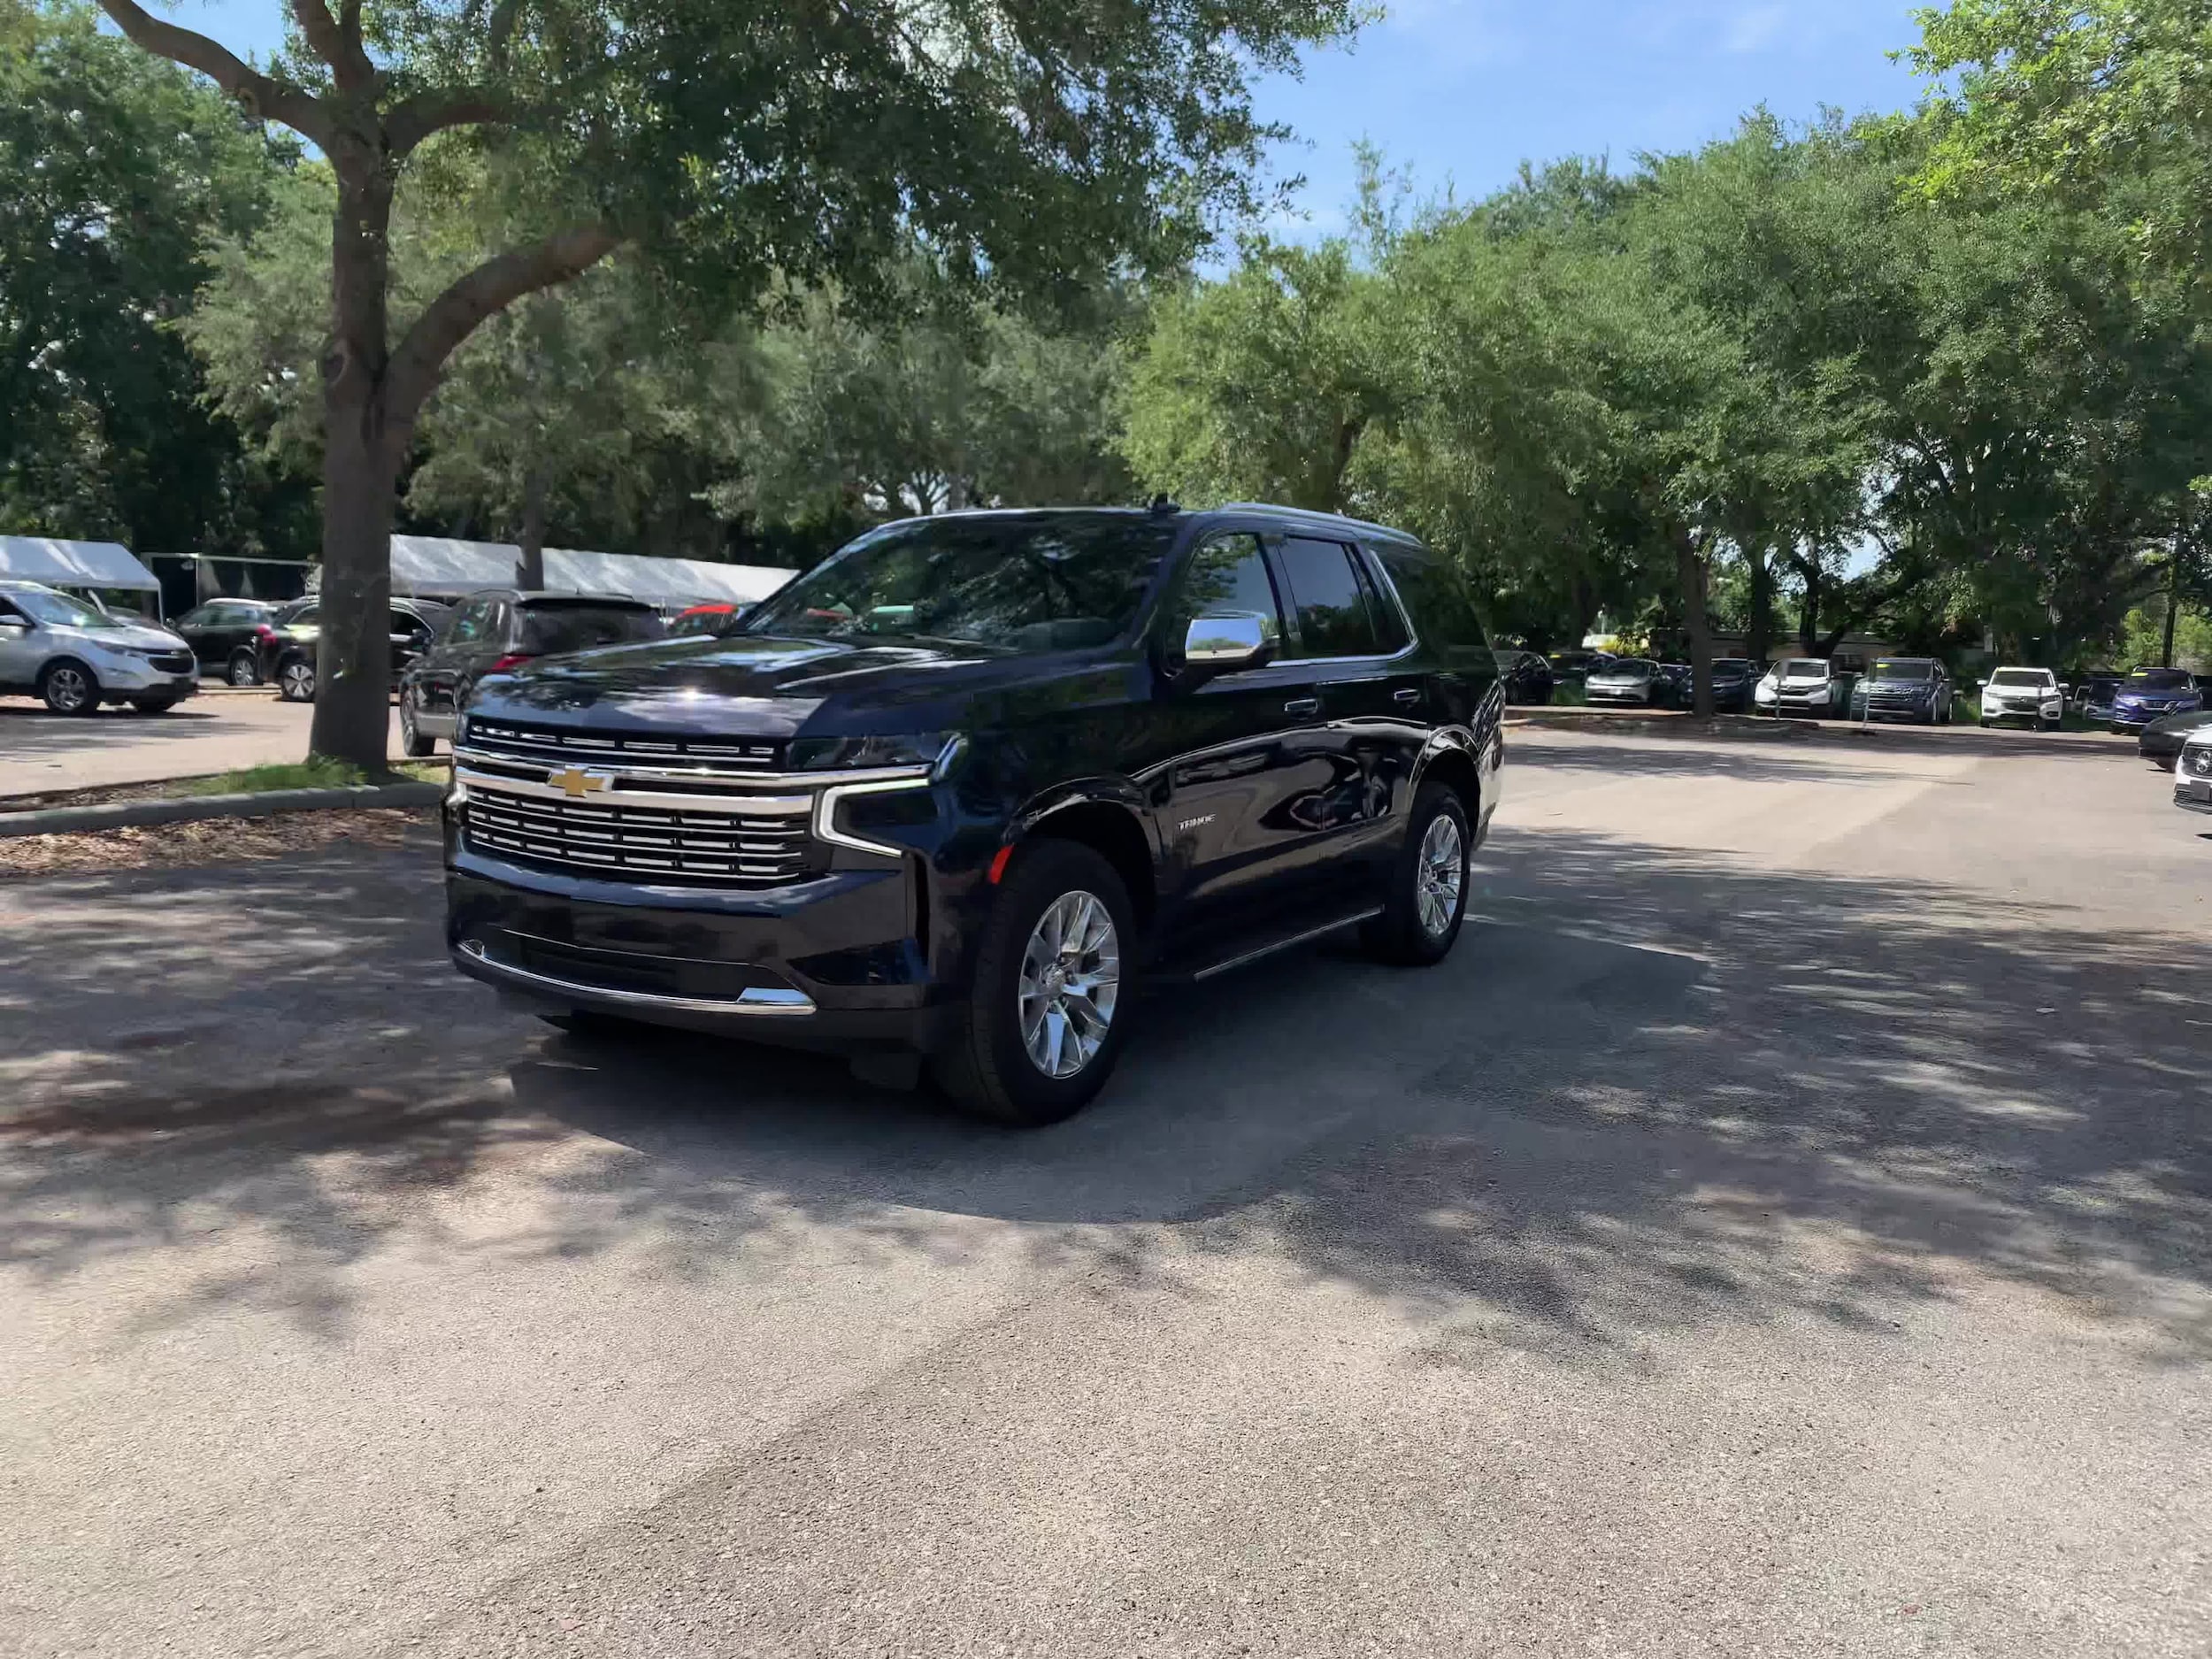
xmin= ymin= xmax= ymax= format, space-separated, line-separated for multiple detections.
xmin=1492 ymin=649 xmax=1556 ymax=705
xmin=2141 ymin=709 xmax=2212 ymax=765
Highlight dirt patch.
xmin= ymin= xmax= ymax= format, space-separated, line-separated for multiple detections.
xmin=0 ymin=807 xmax=436 ymax=879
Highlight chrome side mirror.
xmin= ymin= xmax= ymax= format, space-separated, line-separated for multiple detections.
xmin=1182 ymin=611 xmax=1275 ymax=674
xmin=0 ymin=617 xmax=29 ymax=634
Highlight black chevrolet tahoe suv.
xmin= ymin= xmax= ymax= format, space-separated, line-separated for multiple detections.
xmin=443 ymin=505 xmax=1505 ymax=1125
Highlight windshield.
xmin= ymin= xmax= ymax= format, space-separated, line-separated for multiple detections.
xmin=1783 ymin=659 xmax=1827 ymax=678
xmin=742 ymin=513 xmax=1179 ymax=650
xmin=1601 ymin=658 xmax=1654 ymax=675
xmin=519 ymin=603 xmax=665 ymax=655
xmin=9 ymin=588 xmax=123 ymax=629
xmin=1989 ymin=669 xmax=2049 ymax=687
xmin=1870 ymin=660 xmax=1933 ymax=681
xmin=1712 ymin=659 xmax=1753 ymax=674
xmin=2127 ymin=668 xmax=2193 ymax=689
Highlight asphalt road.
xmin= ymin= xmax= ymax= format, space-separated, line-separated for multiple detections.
xmin=0 ymin=691 xmax=402 ymax=796
xmin=2 ymin=728 xmax=2207 ymax=1657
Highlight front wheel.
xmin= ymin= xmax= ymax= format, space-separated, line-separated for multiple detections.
xmin=1364 ymin=781 xmax=1471 ymax=966
xmin=38 ymin=660 xmax=101 ymax=716
xmin=276 ymin=656 xmax=315 ymax=702
xmin=932 ymin=840 xmax=1135 ymax=1127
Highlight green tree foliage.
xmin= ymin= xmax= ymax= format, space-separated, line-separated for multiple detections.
xmin=94 ymin=0 xmax=1365 ymax=765
xmin=0 ymin=1 xmax=306 ymax=553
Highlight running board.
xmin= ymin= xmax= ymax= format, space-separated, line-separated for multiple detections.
xmin=1186 ymin=907 xmax=1383 ymax=983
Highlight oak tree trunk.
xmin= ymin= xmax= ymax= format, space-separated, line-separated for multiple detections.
xmin=1678 ymin=531 xmax=1715 ymax=719
xmin=309 ymin=160 xmax=401 ymax=772
xmin=1747 ymin=548 xmax=1775 ymax=666
xmin=517 ymin=465 xmax=550 ymax=588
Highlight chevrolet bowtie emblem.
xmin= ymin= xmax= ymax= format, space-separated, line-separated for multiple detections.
xmin=548 ymin=766 xmax=611 ymax=800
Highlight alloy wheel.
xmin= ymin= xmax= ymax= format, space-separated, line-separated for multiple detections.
xmin=46 ymin=665 xmax=92 ymax=713
xmin=227 ymin=656 xmax=257 ymax=686
xmin=1016 ymin=890 xmax=1120 ymax=1079
xmin=1416 ymin=811 xmax=1464 ymax=939
xmin=281 ymin=661 xmax=314 ymax=700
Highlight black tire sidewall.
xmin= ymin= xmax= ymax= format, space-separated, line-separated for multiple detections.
xmin=40 ymin=660 xmax=99 ymax=716
xmin=944 ymin=841 xmax=1137 ymax=1125
xmin=1371 ymin=781 xmax=1471 ymax=966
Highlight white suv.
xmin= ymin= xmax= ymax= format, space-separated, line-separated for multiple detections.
xmin=1979 ymin=665 xmax=2064 ymax=731
xmin=2177 ymin=728 xmax=2212 ymax=816
xmin=0 ymin=580 xmax=198 ymax=716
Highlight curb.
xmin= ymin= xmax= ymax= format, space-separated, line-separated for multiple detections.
xmin=0 ymin=781 xmax=446 ymax=839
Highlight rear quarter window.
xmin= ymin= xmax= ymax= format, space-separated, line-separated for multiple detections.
xmin=519 ymin=604 xmax=666 ymax=655
xmin=1371 ymin=543 xmax=1490 ymax=659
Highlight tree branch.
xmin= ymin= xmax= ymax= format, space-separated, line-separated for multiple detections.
xmin=386 ymin=88 xmax=511 ymax=154
xmin=290 ymin=0 xmax=374 ymax=90
xmin=486 ymin=0 xmax=526 ymax=65
xmin=385 ymin=227 xmax=622 ymax=427
xmin=92 ymin=0 xmax=331 ymax=143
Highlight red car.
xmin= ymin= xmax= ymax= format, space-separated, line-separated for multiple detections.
xmin=669 ymin=602 xmax=743 ymax=637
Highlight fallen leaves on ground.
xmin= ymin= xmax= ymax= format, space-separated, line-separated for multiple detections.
xmin=0 ymin=808 xmax=435 ymax=879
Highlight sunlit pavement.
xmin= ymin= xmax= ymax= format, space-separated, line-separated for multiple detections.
xmin=0 ymin=691 xmax=404 ymax=795
xmin=2 ymin=728 xmax=2206 ymax=1657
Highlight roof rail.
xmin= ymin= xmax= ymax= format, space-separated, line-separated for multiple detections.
xmin=1214 ymin=502 xmax=1417 ymax=541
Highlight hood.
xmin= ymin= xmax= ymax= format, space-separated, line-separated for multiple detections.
xmin=2147 ymin=709 xmax=2212 ymax=736
xmin=1778 ymin=670 xmax=1832 ymax=686
xmin=1587 ymin=666 xmax=1650 ymax=683
xmin=58 ymin=621 xmax=186 ymax=652
xmin=465 ymin=631 xmax=1121 ymax=740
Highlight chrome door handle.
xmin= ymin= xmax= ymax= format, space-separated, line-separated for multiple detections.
xmin=1283 ymin=697 xmax=1321 ymax=717
xmin=1393 ymin=687 xmax=1422 ymax=706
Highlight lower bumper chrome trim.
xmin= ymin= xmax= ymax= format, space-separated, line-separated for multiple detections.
xmin=453 ymin=939 xmax=817 ymax=1016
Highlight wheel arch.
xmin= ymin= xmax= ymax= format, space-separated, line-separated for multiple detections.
xmin=1013 ymin=787 xmax=1159 ymax=931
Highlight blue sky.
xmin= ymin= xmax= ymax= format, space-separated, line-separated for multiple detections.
xmin=173 ymin=0 xmax=1932 ymax=230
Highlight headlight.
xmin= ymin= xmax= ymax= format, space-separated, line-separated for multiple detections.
xmin=789 ymin=732 xmax=960 ymax=772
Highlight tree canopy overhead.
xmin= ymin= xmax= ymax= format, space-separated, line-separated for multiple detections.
xmin=92 ymin=0 xmax=1365 ymax=765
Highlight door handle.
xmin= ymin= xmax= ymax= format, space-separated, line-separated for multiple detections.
xmin=1283 ymin=696 xmax=1320 ymax=717
xmin=1393 ymin=687 xmax=1423 ymax=706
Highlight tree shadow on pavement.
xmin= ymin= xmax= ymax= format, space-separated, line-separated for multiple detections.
xmin=3 ymin=819 xmax=2207 ymax=1364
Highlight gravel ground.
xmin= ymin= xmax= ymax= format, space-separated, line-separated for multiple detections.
xmin=1 ymin=729 xmax=2206 ymax=1658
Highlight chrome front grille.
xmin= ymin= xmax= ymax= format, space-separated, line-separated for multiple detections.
xmin=463 ymin=718 xmax=784 ymax=775
xmin=463 ymin=780 xmax=814 ymax=887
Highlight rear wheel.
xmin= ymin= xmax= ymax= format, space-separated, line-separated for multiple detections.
xmin=38 ymin=659 xmax=100 ymax=717
xmin=1364 ymin=781 xmax=1471 ymax=966
xmin=277 ymin=656 xmax=315 ymax=702
xmin=932 ymin=840 xmax=1134 ymax=1127
xmin=226 ymin=650 xmax=260 ymax=687
xmin=398 ymin=690 xmax=436 ymax=757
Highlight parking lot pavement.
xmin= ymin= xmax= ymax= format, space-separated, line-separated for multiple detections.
xmin=2 ymin=731 xmax=2207 ymax=1658
xmin=0 ymin=692 xmax=406 ymax=795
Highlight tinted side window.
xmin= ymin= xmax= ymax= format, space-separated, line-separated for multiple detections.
xmin=1373 ymin=543 xmax=1490 ymax=658
xmin=1166 ymin=534 xmax=1284 ymax=647
xmin=1275 ymin=536 xmax=1380 ymax=658
xmin=446 ymin=600 xmax=490 ymax=644
xmin=1353 ymin=550 xmax=1409 ymax=653
xmin=519 ymin=604 xmax=665 ymax=654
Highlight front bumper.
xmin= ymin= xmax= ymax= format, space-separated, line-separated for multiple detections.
xmin=2174 ymin=772 xmax=2212 ymax=813
xmin=92 ymin=658 xmax=198 ymax=698
xmin=1585 ymin=685 xmax=1650 ymax=703
xmin=446 ymin=849 xmax=964 ymax=1055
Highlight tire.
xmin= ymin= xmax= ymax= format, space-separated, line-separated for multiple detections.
xmin=130 ymin=695 xmax=181 ymax=714
xmin=1979 ymin=717 xmax=1993 ymax=728
xmin=2041 ymin=717 xmax=2061 ymax=733
xmin=226 ymin=651 xmax=260 ymax=687
xmin=38 ymin=659 xmax=101 ymax=717
xmin=1363 ymin=780 xmax=1472 ymax=967
xmin=931 ymin=840 xmax=1135 ymax=1127
xmin=276 ymin=655 xmax=315 ymax=702
xmin=398 ymin=690 xmax=436 ymax=757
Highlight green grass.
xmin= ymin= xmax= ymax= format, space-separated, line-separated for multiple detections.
xmin=182 ymin=757 xmax=446 ymax=796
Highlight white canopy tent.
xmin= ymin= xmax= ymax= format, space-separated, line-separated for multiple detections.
xmin=0 ymin=536 xmax=161 ymax=595
xmin=384 ymin=535 xmax=794 ymax=611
